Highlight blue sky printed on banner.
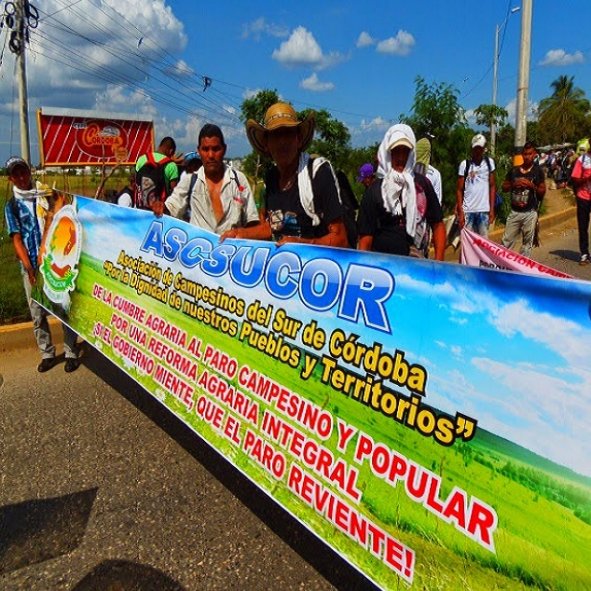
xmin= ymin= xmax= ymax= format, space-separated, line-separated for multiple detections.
xmin=77 ymin=197 xmax=591 ymax=478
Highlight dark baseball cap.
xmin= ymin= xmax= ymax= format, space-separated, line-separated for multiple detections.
xmin=6 ymin=156 xmax=30 ymax=175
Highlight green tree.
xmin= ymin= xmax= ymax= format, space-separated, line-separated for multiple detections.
xmin=239 ymin=89 xmax=280 ymax=125
xmin=473 ymin=104 xmax=509 ymax=129
xmin=239 ymin=89 xmax=280 ymax=179
xmin=300 ymin=108 xmax=351 ymax=170
xmin=538 ymin=75 xmax=590 ymax=144
xmin=402 ymin=76 xmax=471 ymax=213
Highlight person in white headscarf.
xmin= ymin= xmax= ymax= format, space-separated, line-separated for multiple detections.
xmin=357 ymin=124 xmax=446 ymax=259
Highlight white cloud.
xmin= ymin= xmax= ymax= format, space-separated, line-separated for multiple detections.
xmin=489 ymin=299 xmax=590 ymax=367
xmin=376 ymin=30 xmax=415 ymax=56
xmin=505 ymin=98 xmax=539 ymax=124
xmin=165 ymin=59 xmax=194 ymax=78
xmin=272 ymin=26 xmax=346 ymax=70
xmin=359 ymin=116 xmax=390 ymax=131
xmin=356 ymin=31 xmax=375 ymax=48
xmin=272 ymin=26 xmax=323 ymax=67
xmin=95 ymin=85 xmax=154 ymax=115
xmin=1 ymin=0 xmax=187 ymax=110
xmin=539 ymin=49 xmax=584 ymax=67
xmin=300 ymin=73 xmax=334 ymax=92
xmin=242 ymin=17 xmax=289 ymax=40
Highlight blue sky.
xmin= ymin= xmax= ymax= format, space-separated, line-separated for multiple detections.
xmin=1 ymin=0 xmax=590 ymax=164
xmin=80 ymin=196 xmax=591 ymax=478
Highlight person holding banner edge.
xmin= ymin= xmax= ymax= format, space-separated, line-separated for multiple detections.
xmin=501 ymin=142 xmax=546 ymax=258
xmin=4 ymin=157 xmax=80 ymax=373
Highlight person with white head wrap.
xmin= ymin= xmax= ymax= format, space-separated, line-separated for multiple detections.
xmin=358 ymin=124 xmax=446 ymax=259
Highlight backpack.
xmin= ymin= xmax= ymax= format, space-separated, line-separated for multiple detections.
xmin=374 ymin=175 xmax=431 ymax=257
xmin=134 ymin=152 xmax=173 ymax=210
xmin=306 ymin=158 xmax=358 ymax=248
xmin=463 ymin=155 xmax=502 ymax=211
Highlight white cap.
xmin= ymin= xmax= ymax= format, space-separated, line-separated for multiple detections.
xmin=472 ymin=133 xmax=486 ymax=148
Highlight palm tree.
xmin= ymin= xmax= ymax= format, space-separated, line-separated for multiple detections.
xmin=538 ymin=76 xmax=590 ymax=144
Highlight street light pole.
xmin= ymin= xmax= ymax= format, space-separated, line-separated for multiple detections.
xmin=515 ymin=0 xmax=533 ymax=150
xmin=491 ymin=6 xmax=520 ymax=156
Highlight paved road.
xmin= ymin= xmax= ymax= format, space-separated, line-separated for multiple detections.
xmin=1 ymin=215 xmax=587 ymax=591
xmin=0 ymin=339 xmax=375 ymax=591
xmin=525 ymin=219 xmax=591 ymax=281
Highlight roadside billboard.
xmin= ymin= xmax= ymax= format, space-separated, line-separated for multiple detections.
xmin=37 ymin=107 xmax=154 ymax=167
xmin=34 ymin=196 xmax=591 ymax=590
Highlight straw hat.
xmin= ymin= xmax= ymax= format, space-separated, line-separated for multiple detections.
xmin=246 ymin=102 xmax=315 ymax=157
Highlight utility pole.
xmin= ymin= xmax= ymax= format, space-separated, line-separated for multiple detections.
xmin=514 ymin=0 xmax=533 ymax=150
xmin=491 ymin=6 xmax=520 ymax=155
xmin=491 ymin=23 xmax=500 ymax=155
xmin=15 ymin=0 xmax=31 ymax=164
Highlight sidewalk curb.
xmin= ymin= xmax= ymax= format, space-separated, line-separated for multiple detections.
xmin=0 ymin=316 xmax=63 ymax=352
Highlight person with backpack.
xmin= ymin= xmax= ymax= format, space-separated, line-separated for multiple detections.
xmin=154 ymin=124 xmax=268 ymax=240
xmin=456 ymin=133 xmax=497 ymax=237
xmin=245 ymin=102 xmax=349 ymax=248
xmin=569 ymin=138 xmax=591 ymax=265
xmin=116 ymin=174 xmax=136 ymax=207
xmin=501 ymin=142 xmax=546 ymax=258
xmin=357 ymin=123 xmax=446 ymax=260
xmin=4 ymin=157 xmax=80 ymax=373
xmin=134 ymin=136 xmax=180 ymax=210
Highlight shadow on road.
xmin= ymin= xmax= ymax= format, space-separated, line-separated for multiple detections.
xmin=0 ymin=488 xmax=98 ymax=575
xmin=550 ymin=249 xmax=580 ymax=262
xmin=71 ymin=559 xmax=186 ymax=591
xmin=82 ymin=347 xmax=378 ymax=591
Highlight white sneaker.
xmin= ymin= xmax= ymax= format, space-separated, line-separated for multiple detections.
xmin=579 ymin=254 xmax=590 ymax=265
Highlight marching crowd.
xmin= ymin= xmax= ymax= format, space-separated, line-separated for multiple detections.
xmin=5 ymin=100 xmax=591 ymax=371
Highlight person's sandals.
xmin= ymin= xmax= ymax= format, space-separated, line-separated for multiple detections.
xmin=37 ymin=358 xmax=57 ymax=373
xmin=64 ymin=358 xmax=81 ymax=373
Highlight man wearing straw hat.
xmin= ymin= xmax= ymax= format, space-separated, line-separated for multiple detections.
xmin=246 ymin=102 xmax=348 ymax=247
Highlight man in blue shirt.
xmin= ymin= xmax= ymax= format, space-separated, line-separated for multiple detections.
xmin=4 ymin=157 xmax=79 ymax=372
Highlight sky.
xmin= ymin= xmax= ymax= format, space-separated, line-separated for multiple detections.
xmin=78 ymin=195 xmax=591 ymax=478
xmin=1 ymin=0 xmax=590 ymax=165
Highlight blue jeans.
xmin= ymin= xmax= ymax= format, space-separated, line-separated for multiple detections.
xmin=465 ymin=212 xmax=489 ymax=237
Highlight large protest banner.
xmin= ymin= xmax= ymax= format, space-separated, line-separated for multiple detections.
xmin=35 ymin=196 xmax=591 ymax=590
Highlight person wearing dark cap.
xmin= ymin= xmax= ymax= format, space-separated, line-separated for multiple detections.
xmin=4 ymin=157 xmax=80 ymax=372
xmin=246 ymin=102 xmax=348 ymax=247
xmin=357 ymin=163 xmax=375 ymax=189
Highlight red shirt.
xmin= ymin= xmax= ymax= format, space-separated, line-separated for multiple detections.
xmin=571 ymin=154 xmax=591 ymax=200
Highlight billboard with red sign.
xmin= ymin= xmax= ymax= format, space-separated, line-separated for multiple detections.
xmin=37 ymin=107 xmax=154 ymax=167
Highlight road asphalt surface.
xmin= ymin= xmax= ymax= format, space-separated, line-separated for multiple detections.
xmin=1 ymin=212 xmax=588 ymax=591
